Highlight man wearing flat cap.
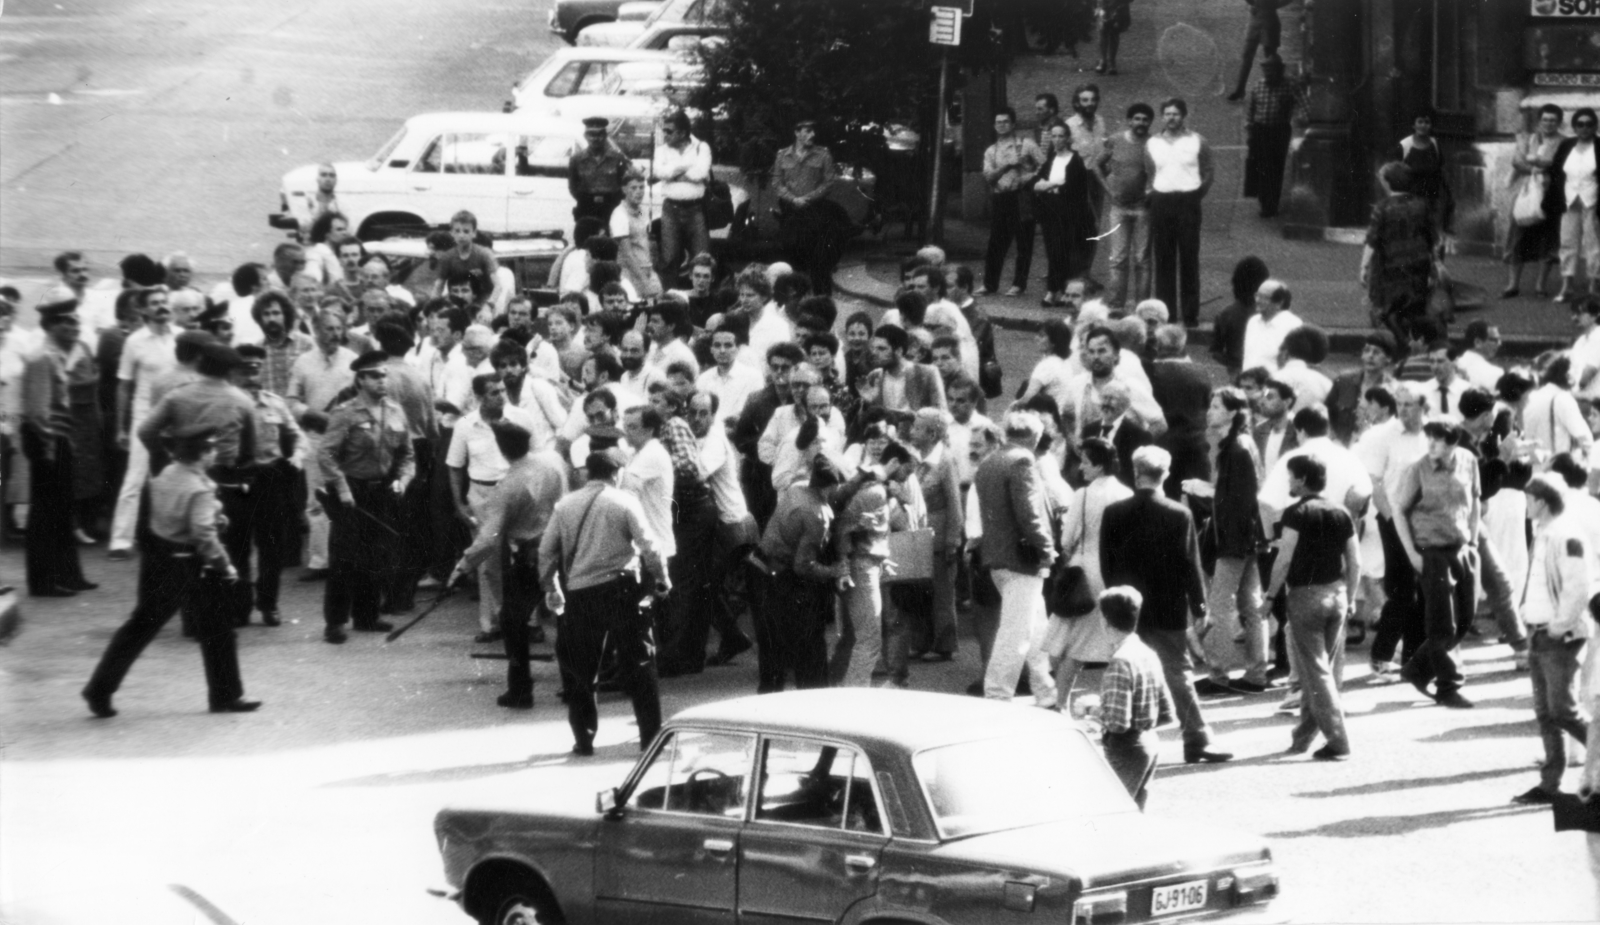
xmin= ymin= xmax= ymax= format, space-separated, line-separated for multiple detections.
xmin=540 ymin=445 xmax=670 ymax=755
xmin=83 ymin=424 xmax=260 ymax=718
xmin=1392 ymin=417 xmax=1482 ymax=709
xmin=318 ymin=350 xmax=414 ymax=643
xmin=20 ymin=300 xmax=96 ymax=596
xmin=568 ymin=116 xmax=630 ymax=224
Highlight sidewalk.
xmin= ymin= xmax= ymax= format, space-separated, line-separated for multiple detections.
xmin=838 ymin=0 xmax=1573 ymax=359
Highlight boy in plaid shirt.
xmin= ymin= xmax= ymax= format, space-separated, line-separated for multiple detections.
xmin=1097 ymin=586 xmax=1176 ymax=809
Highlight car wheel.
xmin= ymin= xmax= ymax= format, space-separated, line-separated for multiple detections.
xmin=485 ymin=882 xmax=563 ymax=925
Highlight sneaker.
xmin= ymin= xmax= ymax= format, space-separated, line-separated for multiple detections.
xmin=1276 ymin=693 xmax=1302 ymax=714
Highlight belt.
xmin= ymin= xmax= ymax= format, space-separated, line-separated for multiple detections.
xmin=471 ymin=478 xmax=501 ymax=487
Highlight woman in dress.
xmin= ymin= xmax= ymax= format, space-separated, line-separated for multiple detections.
xmin=1032 ymin=124 xmax=1095 ymax=308
xmin=1360 ymin=161 xmax=1440 ymax=343
xmin=1046 ymin=436 xmax=1132 ymax=710
xmin=1183 ymin=387 xmax=1270 ymax=693
xmin=1504 ymin=104 xmax=1566 ymax=299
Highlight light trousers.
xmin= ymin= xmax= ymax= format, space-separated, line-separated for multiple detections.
xmin=467 ymin=481 xmax=502 ymax=633
xmin=830 ymin=557 xmax=882 ymax=688
xmin=304 ymin=432 xmax=330 ymax=569
xmin=1105 ymin=202 xmax=1151 ymax=309
xmin=108 ymin=424 xmax=148 ymax=552
xmin=1561 ymin=199 xmax=1600 ymax=281
xmin=1205 ymin=555 xmax=1269 ymax=685
xmin=984 ymin=569 xmax=1056 ymax=705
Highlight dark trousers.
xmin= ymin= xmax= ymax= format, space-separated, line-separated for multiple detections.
xmin=557 ymin=576 xmax=662 ymax=750
xmin=237 ymin=460 xmax=298 ymax=617
xmin=662 ymin=492 xmax=721 ymax=670
xmin=1246 ymin=124 xmax=1293 ymax=217
xmin=573 ymin=191 xmax=623 ymax=225
xmin=324 ymin=479 xmax=400 ymax=629
xmin=386 ymin=438 xmax=433 ymax=611
xmin=753 ymin=570 xmax=832 ymax=693
xmin=1149 ymin=190 xmax=1203 ymax=326
xmin=501 ymin=545 xmax=541 ymax=699
xmin=1405 ymin=544 xmax=1477 ymax=696
xmin=22 ymin=429 xmax=85 ymax=593
xmin=84 ymin=536 xmax=243 ymax=708
xmin=1372 ymin=515 xmax=1426 ymax=664
xmin=984 ymin=190 xmax=1035 ymax=292
xmin=778 ymin=201 xmax=840 ymax=296
xmin=1102 ymin=729 xmax=1159 ymax=810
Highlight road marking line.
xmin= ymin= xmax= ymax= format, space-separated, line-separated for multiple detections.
xmin=168 ymin=884 xmax=242 ymax=925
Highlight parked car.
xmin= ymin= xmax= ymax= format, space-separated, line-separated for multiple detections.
xmin=268 ymin=112 xmax=585 ymax=242
xmin=576 ymin=0 xmax=722 ymax=47
xmin=547 ymin=0 xmax=659 ymax=44
xmin=432 ymin=689 xmax=1281 ymax=925
xmin=507 ymin=46 xmax=675 ymax=115
xmin=363 ymin=234 xmax=566 ymax=305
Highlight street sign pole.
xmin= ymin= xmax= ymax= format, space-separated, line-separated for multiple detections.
xmin=926 ymin=5 xmax=962 ymax=246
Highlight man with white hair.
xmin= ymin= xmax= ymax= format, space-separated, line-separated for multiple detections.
xmin=359 ymin=257 xmax=416 ymax=308
xmin=973 ymin=410 xmax=1058 ymax=705
xmin=1101 ymin=445 xmax=1233 ymax=763
xmin=1241 ymin=279 xmax=1303 ymax=373
xmin=162 ymin=252 xmax=207 ymax=320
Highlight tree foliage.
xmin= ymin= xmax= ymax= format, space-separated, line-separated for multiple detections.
xmin=691 ymin=0 xmax=1007 ymax=173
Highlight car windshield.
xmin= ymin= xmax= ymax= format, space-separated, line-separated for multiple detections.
xmin=645 ymin=0 xmax=702 ymax=27
xmin=912 ymin=732 xmax=1135 ymax=840
xmin=368 ymin=126 xmax=409 ymax=170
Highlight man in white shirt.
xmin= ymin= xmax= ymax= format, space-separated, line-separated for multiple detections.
xmin=1353 ymin=383 xmax=1430 ymax=678
xmin=1569 ymin=299 xmax=1600 ymax=400
xmin=286 ymin=308 xmax=359 ymax=575
xmin=644 ymin=302 xmax=699 ymax=380
xmin=618 ymin=329 xmax=656 ymax=396
xmin=556 ymin=352 xmax=643 ymax=461
xmin=652 ymin=111 xmax=713 ymax=287
xmin=736 ymin=267 xmax=792 ymax=371
xmin=444 ymin=325 xmax=495 ymax=417
xmin=1064 ymin=323 xmax=1164 ymax=440
xmin=697 ymin=323 xmax=762 ymax=425
xmin=686 ymin=388 xmax=758 ymax=665
xmin=762 ymin=382 xmax=847 ymax=491
xmin=1275 ymin=324 xmax=1333 ymax=411
xmin=947 ymin=379 xmax=993 ymax=489
xmin=609 ymin=170 xmax=662 ymax=299
xmin=1142 ymin=97 xmax=1214 ymax=326
xmin=1422 ymin=340 xmax=1469 ymax=422
xmin=622 ymin=405 xmax=677 ymax=561
xmin=1524 ymin=356 xmax=1594 ymax=466
xmin=1241 ymin=278 xmax=1303 ymax=373
xmin=447 ymin=373 xmax=540 ymax=640
xmin=107 ymin=288 xmax=179 ymax=557
xmin=1260 ymin=405 xmax=1375 ymax=533
xmin=1455 ymin=320 xmax=1504 ymax=392
xmin=489 ymin=341 xmax=567 ymax=454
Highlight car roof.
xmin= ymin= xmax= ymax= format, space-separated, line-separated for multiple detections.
xmin=669 ymin=689 xmax=1079 ymax=752
xmin=555 ymin=94 xmax=670 ymax=122
xmin=544 ymin=46 xmax=677 ymax=63
xmin=401 ymin=111 xmax=586 ymax=137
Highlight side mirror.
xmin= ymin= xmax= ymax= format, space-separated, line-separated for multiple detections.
xmin=596 ymin=787 xmax=620 ymax=815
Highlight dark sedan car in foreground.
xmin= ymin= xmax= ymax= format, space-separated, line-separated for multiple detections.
xmin=433 ymin=689 xmax=1281 ymax=925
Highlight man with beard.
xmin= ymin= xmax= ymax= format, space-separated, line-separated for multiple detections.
xmin=488 ymin=340 xmax=566 ymax=454
xmin=858 ymin=324 xmax=947 ymax=431
xmin=1144 ymin=99 xmax=1215 ymax=327
xmin=108 ymin=288 xmax=180 ymax=560
xmin=287 ymin=308 xmax=357 ymax=579
xmin=318 ymin=351 xmax=414 ymax=643
xmin=251 ymin=291 xmax=313 ymax=397
xmin=617 ymin=329 xmax=653 ymax=396
xmin=1064 ymin=324 xmax=1163 ymax=441
xmin=772 ymin=119 xmax=842 ymax=296
xmin=732 ymin=342 xmax=806 ymax=528
xmin=1066 ymin=84 xmax=1109 ymax=259
xmin=230 ymin=344 xmax=304 ymax=627
xmin=1096 ymin=104 xmax=1154 ymax=310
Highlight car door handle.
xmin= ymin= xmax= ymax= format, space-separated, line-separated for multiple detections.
xmin=413 ymin=185 xmax=432 ymax=191
xmin=512 ymin=190 xmax=536 ymax=195
xmin=845 ymin=854 xmax=876 ymax=871
xmin=703 ymin=838 xmax=734 ymax=854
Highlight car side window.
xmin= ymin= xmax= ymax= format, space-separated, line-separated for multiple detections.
xmin=628 ymin=729 xmax=754 ymax=818
xmin=512 ymin=135 xmax=576 ymax=178
xmin=574 ymin=62 xmax=614 ymax=95
xmin=755 ymin=738 xmax=884 ymax=835
xmin=545 ymin=62 xmax=585 ymax=97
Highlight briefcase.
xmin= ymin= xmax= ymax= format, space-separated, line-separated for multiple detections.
xmin=882 ymin=528 xmax=935 ymax=585
xmin=1552 ymin=792 xmax=1600 ymax=834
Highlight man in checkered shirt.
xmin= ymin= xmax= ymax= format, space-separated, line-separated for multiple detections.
xmin=1096 ymin=585 xmax=1176 ymax=810
xmin=1243 ymin=56 xmax=1308 ymax=219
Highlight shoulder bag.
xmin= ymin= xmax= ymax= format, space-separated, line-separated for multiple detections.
xmin=1046 ymin=487 xmax=1097 ymax=618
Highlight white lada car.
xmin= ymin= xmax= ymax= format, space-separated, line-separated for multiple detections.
xmin=270 ymin=112 xmax=587 ymax=242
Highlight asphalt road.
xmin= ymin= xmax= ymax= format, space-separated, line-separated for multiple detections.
xmin=2 ymin=3 xmax=1599 ymax=925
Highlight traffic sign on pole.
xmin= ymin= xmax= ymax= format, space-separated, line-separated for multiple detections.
xmin=929 ymin=6 xmax=962 ymax=46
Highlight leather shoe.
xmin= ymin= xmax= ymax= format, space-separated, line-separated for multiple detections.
xmin=82 ymin=689 xmax=117 ymax=718
xmin=571 ymin=742 xmax=595 ymax=757
xmin=1184 ymin=746 xmax=1234 ymax=764
xmin=354 ymin=621 xmax=394 ymax=633
xmin=33 ymin=585 xmax=78 ymax=598
xmin=324 ymin=627 xmax=348 ymax=644
xmin=497 ymin=691 xmax=534 ymax=709
xmin=1434 ymin=690 xmax=1475 ymax=709
xmin=1511 ymin=786 xmax=1557 ymax=805
xmin=1231 ymin=679 xmax=1270 ymax=694
xmin=299 ymin=568 xmax=329 ymax=582
xmin=1312 ymin=745 xmax=1350 ymax=761
xmin=66 ymin=579 xmax=99 ymax=592
xmin=473 ymin=629 xmax=504 ymax=644
xmin=260 ymin=610 xmax=281 ymax=627
xmin=1194 ymin=678 xmax=1244 ymax=697
xmin=209 ymin=699 xmax=262 ymax=713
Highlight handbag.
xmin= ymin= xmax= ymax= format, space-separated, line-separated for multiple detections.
xmin=1046 ymin=489 xmax=1097 ymax=618
xmin=1551 ymin=791 xmax=1600 ymax=833
xmin=1513 ymin=173 xmax=1547 ymax=227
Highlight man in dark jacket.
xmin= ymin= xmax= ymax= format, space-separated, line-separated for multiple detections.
xmin=1101 ymin=445 xmax=1232 ymax=763
xmin=1147 ymin=323 xmax=1212 ymax=495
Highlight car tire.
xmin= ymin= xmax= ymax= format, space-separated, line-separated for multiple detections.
xmin=482 ymin=878 xmax=563 ymax=925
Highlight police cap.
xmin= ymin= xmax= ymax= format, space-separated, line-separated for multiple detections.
xmin=351 ymin=350 xmax=389 ymax=374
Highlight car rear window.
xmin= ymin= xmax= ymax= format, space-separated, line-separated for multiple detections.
xmin=912 ymin=731 xmax=1135 ymax=840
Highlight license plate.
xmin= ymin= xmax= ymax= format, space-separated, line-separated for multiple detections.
xmin=1150 ymin=879 xmax=1208 ymax=917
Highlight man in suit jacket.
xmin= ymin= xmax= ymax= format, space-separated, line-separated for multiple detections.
xmin=1101 ymin=445 xmax=1233 ymax=763
xmin=1087 ymin=381 xmax=1154 ymax=487
xmin=1250 ymin=375 xmax=1299 ymax=472
xmin=859 ymin=323 xmax=948 ymax=435
xmin=1147 ymin=323 xmax=1213 ymax=494
xmin=973 ymin=410 xmax=1058 ymax=706
xmin=1541 ymin=107 xmax=1599 ymax=303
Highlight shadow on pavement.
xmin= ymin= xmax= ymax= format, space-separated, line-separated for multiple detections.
xmin=1417 ymin=720 xmax=1537 ymax=744
xmin=1294 ymin=765 xmax=1530 ymax=800
xmin=1264 ymin=803 xmax=1544 ymax=839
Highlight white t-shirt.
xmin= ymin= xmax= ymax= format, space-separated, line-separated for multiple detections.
xmin=625 ymin=438 xmax=676 ymax=557
xmin=1026 ymin=355 xmax=1077 ymax=415
xmin=698 ymin=425 xmax=750 ymax=524
xmin=746 ymin=306 xmax=793 ymax=370
xmin=446 ymin=405 xmax=539 ymax=482
xmin=1258 ymin=436 xmax=1374 ymax=529
xmin=696 ymin=363 xmax=763 ymax=423
xmin=116 ymin=327 xmax=178 ymax=420
xmin=1573 ymin=326 xmax=1600 ymax=400
xmin=1241 ymin=310 xmax=1303 ymax=374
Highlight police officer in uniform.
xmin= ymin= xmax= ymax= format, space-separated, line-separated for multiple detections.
xmin=539 ymin=447 xmax=671 ymax=755
xmin=232 ymin=343 xmax=305 ymax=627
xmin=82 ymin=425 xmax=258 ymax=717
xmin=567 ymin=116 xmax=631 ymax=224
xmin=449 ymin=420 xmax=569 ymax=708
xmin=319 ymin=350 xmax=414 ymax=643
